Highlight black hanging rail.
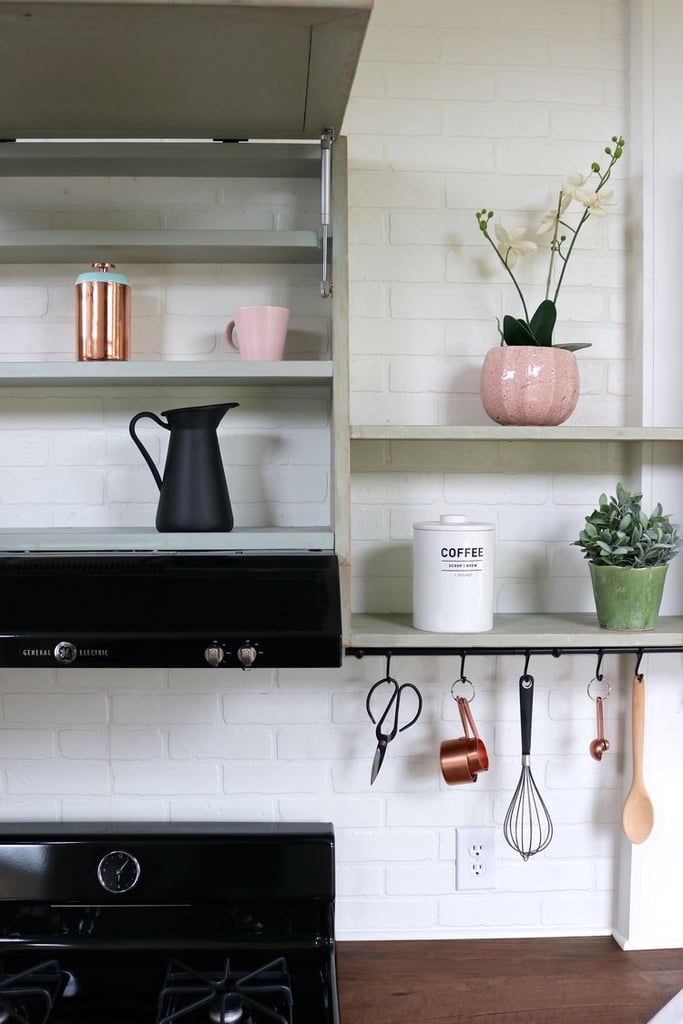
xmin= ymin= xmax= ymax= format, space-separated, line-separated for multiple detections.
xmin=345 ymin=645 xmax=683 ymax=659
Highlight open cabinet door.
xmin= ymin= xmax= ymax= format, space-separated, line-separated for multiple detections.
xmin=0 ymin=0 xmax=372 ymax=140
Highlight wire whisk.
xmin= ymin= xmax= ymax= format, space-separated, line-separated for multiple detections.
xmin=503 ymin=672 xmax=553 ymax=861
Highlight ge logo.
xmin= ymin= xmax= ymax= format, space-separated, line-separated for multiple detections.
xmin=54 ymin=641 xmax=78 ymax=664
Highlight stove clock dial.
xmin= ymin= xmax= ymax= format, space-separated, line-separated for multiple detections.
xmin=97 ymin=849 xmax=141 ymax=894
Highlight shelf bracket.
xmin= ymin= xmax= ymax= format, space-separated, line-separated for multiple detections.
xmin=320 ymin=129 xmax=334 ymax=298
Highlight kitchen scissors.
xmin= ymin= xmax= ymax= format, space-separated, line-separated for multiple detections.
xmin=366 ymin=662 xmax=423 ymax=784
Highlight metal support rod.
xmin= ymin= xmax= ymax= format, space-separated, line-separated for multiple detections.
xmin=320 ymin=128 xmax=333 ymax=298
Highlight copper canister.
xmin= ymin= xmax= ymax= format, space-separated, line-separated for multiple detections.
xmin=76 ymin=262 xmax=131 ymax=361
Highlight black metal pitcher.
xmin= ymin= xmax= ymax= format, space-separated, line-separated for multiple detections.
xmin=129 ymin=402 xmax=239 ymax=532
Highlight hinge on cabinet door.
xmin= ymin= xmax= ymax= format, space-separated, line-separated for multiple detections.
xmin=320 ymin=128 xmax=334 ymax=298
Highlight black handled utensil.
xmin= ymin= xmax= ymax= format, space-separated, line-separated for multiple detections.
xmin=503 ymin=672 xmax=553 ymax=861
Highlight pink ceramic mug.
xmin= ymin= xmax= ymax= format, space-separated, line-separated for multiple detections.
xmin=225 ymin=305 xmax=290 ymax=361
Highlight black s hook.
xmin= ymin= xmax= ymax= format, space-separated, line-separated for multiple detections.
xmin=595 ymin=649 xmax=604 ymax=682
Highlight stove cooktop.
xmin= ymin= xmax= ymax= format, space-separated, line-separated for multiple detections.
xmin=0 ymin=950 xmax=336 ymax=1024
xmin=0 ymin=822 xmax=339 ymax=1024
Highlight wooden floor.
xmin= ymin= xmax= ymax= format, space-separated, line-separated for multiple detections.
xmin=337 ymin=937 xmax=683 ymax=1024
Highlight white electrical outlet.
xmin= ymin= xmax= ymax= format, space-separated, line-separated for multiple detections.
xmin=455 ymin=828 xmax=498 ymax=890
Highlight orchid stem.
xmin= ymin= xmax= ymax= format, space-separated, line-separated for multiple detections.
xmin=545 ymin=190 xmax=563 ymax=301
xmin=552 ymin=208 xmax=590 ymax=305
xmin=551 ymin=144 xmax=622 ymax=305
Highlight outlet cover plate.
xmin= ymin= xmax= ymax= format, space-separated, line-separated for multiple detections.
xmin=456 ymin=827 xmax=498 ymax=890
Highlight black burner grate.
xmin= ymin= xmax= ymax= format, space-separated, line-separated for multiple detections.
xmin=0 ymin=961 xmax=68 ymax=1024
xmin=156 ymin=957 xmax=293 ymax=1024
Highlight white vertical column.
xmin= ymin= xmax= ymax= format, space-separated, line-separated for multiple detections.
xmin=614 ymin=653 xmax=683 ymax=950
xmin=614 ymin=0 xmax=683 ymax=950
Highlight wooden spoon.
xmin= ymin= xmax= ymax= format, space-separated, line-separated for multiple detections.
xmin=622 ymin=673 xmax=655 ymax=844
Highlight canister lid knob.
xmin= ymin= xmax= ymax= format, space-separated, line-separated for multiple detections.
xmin=440 ymin=514 xmax=468 ymax=524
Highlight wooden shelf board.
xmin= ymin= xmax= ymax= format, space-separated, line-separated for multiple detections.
xmin=349 ymin=612 xmax=683 ymax=650
xmin=0 ymin=142 xmax=321 ymax=178
xmin=0 ymin=230 xmax=320 ymax=265
xmin=350 ymin=425 xmax=683 ymax=442
xmin=0 ymin=360 xmax=333 ymax=387
xmin=0 ymin=527 xmax=334 ymax=553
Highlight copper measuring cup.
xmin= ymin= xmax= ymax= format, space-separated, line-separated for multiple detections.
xmin=440 ymin=695 xmax=489 ymax=785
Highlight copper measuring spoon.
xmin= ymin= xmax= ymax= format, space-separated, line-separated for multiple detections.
xmin=587 ymin=665 xmax=611 ymax=762
xmin=590 ymin=696 xmax=610 ymax=761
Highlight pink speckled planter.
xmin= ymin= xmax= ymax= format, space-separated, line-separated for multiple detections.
xmin=480 ymin=345 xmax=579 ymax=426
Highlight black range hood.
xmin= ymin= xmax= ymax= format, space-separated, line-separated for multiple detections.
xmin=0 ymin=552 xmax=342 ymax=669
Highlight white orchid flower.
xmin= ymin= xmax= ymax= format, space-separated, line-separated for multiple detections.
xmin=474 ymin=134 xmax=625 ymax=340
xmin=574 ymin=186 xmax=615 ymax=216
xmin=559 ymin=173 xmax=586 ymax=212
xmin=537 ymin=173 xmax=588 ymax=235
xmin=536 ymin=208 xmax=559 ymax=236
xmin=494 ymin=223 xmax=537 ymax=267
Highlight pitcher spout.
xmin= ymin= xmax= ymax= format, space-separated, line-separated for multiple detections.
xmin=161 ymin=402 xmax=239 ymax=429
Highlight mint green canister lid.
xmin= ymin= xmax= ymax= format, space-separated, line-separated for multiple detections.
xmin=76 ymin=261 xmax=130 ymax=286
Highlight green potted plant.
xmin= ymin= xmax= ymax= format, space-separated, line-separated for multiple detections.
xmin=475 ymin=134 xmax=625 ymax=426
xmin=573 ymin=482 xmax=682 ymax=630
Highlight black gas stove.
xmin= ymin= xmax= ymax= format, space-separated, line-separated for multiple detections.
xmin=0 ymin=822 xmax=339 ymax=1024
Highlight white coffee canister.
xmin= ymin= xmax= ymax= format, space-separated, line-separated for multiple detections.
xmin=413 ymin=514 xmax=495 ymax=632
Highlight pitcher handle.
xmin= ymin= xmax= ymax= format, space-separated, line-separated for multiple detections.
xmin=129 ymin=411 xmax=168 ymax=491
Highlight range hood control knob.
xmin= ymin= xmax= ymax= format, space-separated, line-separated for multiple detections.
xmin=204 ymin=645 xmax=224 ymax=667
xmin=237 ymin=645 xmax=257 ymax=668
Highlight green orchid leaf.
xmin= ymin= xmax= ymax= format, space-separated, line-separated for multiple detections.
xmin=529 ymin=299 xmax=556 ymax=346
xmin=502 ymin=315 xmax=537 ymax=346
xmin=555 ymin=342 xmax=593 ymax=352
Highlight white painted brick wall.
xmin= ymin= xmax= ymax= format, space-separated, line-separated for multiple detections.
xmin=0 ymin=0 xmax=660 ymax=945
xmin=341 ymin=0 xmax=633 ymax=941
xmin=0 ymin=647 xmax=629 ymax=940
xmin=346 ymin=0 xmax=629 ymax=431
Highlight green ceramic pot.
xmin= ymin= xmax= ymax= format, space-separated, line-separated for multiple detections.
xmin=588 ymin=563 xmax=669 ymax=631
